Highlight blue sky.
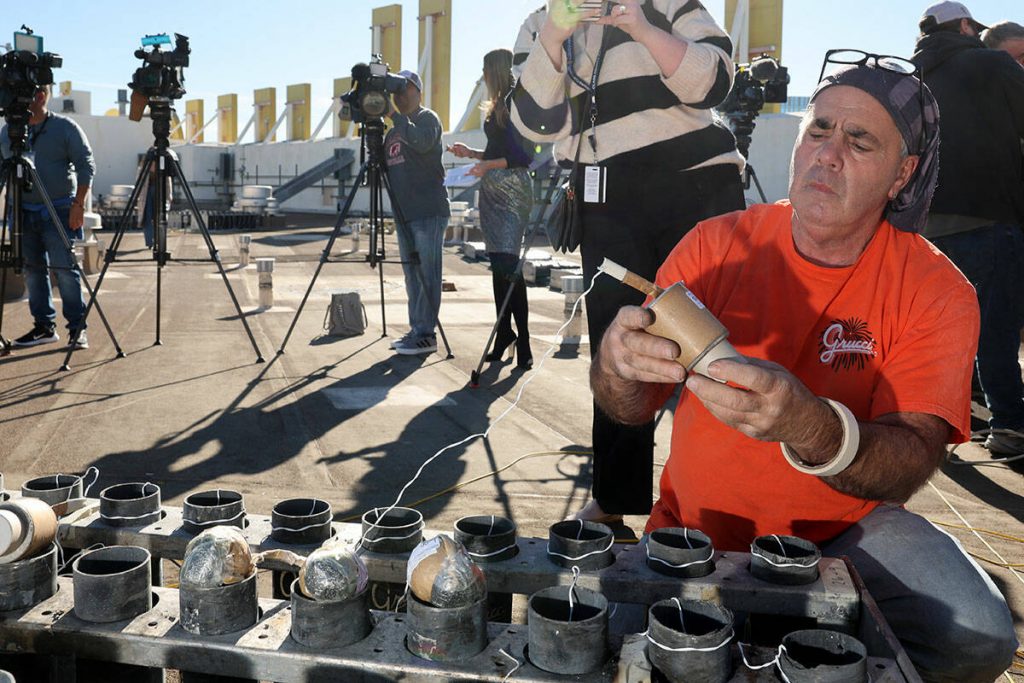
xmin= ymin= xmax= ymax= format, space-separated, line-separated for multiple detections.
xmin=11 ymin=1 xmax=1021 ymax=139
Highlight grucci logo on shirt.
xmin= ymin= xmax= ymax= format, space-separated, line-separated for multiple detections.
xmin=387 ymin=139 xmax=405 ymax=166
xmin=818 ymin=318 xmax=877 ymax=372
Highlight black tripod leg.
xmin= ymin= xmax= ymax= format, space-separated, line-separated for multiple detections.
xmin=372 ymin=171 xmax=387 ymax=337
xmin=748 ymin=165 xmax=767 ymax=204
xmin=278 ymin=162 xmax=369 ymax=354
xmin=59 ymin=154 xmax=152 ymax=370
xmin=379 ymin=169 xmax=453 ymax=359
xmin=0 ymin=169 xmax=11 ymax=353
xmin=166 ymin=154 xmax=264 ymax=363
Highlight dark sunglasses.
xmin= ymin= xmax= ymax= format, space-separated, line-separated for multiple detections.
xmin=817 ymin=49 xmax=928 ymax=155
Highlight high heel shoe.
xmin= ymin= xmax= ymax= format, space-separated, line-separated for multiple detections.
xmin=515 ymin=338 xmax=533 ymax=370
xmin=485 ymin=333 xmax=516 ymax=362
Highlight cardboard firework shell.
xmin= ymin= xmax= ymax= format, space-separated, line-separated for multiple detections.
xmin=407 ymin=535 xmax=486 ymax=608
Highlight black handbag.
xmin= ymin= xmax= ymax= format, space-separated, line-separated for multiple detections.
xmin=544 ymin=28 xmax=610 ymax=254
xmin=545 ymin=119 xmax=588 ymax=253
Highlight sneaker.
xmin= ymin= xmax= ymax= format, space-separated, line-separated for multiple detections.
xmin=12 ymin=324 xmax=59 ymax=348
xmin=68 ymin=329 xmax=89 ymax=350
xmin=389 ymin=333 xmax=414 ymax=350
xmin=983 ymin=428 xmax=1024 ymax=461
xmin=394 ymin=334 xmax=437 ymax=356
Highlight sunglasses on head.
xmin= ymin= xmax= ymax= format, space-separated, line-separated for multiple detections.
xmin=817 ymin=49 xmax=928 ymax=155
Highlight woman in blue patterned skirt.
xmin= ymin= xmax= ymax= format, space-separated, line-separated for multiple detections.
xmin=450 ymin=48 xmax=535 ymax=369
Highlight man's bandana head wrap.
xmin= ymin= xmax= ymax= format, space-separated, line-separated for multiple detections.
xmin=809 ymin=64 xmax=940 ymax=233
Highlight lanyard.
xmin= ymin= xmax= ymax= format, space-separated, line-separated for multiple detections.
xmin=28 ymin=113 xmax=51 ymax=151
xmin=564 ymin=28 xmax=611 ymax=164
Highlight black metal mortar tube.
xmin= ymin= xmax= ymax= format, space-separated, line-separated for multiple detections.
xmin=527 ymin=585 xmax=609 ymax=674
xmin=547 ymin=520 xmax=615 ymax=570
xmin=0 ymin=472 xmax=7 ymax=502
xmin=749 ymin=534 xmax=821 ymax=585
xmin=99 ymin=482 xmax=162 ymax=528
xmin=179 ymin=571 xmax=259 ymax=636
xmin=646 ymin=598 xmax=734 ymax=683
xmin=454 ymin=515 xmax=517 ymax=621
xmin=20 ymin=474 xmax=82 ymax=507
xmin=0 ymin=542 xmax=57 ymax=612
xmin=406 ymin=593 xmax=488 ymax=661
xmin=779 ymin=629 xmax=868 ymax=682
xmin=646 ymin=528 xmax=716 ymax=579
xmin=72 ymin=545 xmax=152 ymax=622
xmin=360 ymin=507 xmax=423 ymax=553
xmin=271 ymin=498 xmax=332 ymax=545
xmin=290 ymin=578 xmax=372 ymax=649
xmin=270 ymin=498 xmax=333 ymax=599
xmin=182 ymin=490 xmax=246 ymax=535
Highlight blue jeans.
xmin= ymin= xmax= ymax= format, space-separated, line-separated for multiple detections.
xmin=931 ymin=225 xmax=1024 ymax=430
xmin=823 ymin=504 xmax=1017 ymax=682
xmin=22 ymin=203 xmax=86 ymax=331
xmin=395 ymin=216 xmax=447 ymax=338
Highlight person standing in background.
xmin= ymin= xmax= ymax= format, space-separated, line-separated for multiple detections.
xmin=449 ymin=48 xmax=535 ymax=370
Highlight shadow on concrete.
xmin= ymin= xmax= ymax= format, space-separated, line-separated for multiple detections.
xmin=939 ymin=459 xmax=1024 ymax=526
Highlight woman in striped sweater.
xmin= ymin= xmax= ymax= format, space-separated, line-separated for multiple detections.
xmin=511 ymin=0 xmax=746 ymax=523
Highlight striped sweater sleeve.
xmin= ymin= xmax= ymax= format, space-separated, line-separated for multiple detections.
xmin=660 ymin=0 xmax=735 ymax=109
xmin=510 ymin=36 xmax=574 ymax=144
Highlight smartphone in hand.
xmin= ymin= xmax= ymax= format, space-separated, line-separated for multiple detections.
xmin=578 ymin=0 xmax=611 ymax=21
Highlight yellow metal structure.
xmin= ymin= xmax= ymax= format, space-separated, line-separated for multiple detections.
xmin=418 ymin=0 xmax=452 ymax=130
xmin=170 ymin=111 xmax=184 ymax=142
xmin=372 ymin=5 xmax=402 ymax=71
xmin=218 ymin=94 xmax=238 ymax=144
xmin=287 ymin=83 xmax=312 ymax=141
xmin=185 ymin=99 xmax=204 ymax=143
xmin=725 ymin=0 xmax=784 ymax=112
xmin=255 ymin=87 xmax=277 ymax=143
xmin=333 ymin=77 xmax=353 ymax=138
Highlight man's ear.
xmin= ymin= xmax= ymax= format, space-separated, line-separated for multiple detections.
xmin=889 ymin=154 xmax=920 ymax=199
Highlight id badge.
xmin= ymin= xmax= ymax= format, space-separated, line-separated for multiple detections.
xmin=583 ymin=165 xmax=606 ymax=203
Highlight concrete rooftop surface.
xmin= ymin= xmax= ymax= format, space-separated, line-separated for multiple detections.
xmin=0 ymin=221 xmax=1021 ymax=680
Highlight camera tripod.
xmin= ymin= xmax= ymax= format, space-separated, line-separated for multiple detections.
xmin=726 ymin=110 xmax=768 ymax=204
xmin=0 ymin=110 xmax=119 ymax=357
xmin=59 ymin=97 xmax=264 ymax=370
xmin=278 ymin=117 xmax=452 ymax=358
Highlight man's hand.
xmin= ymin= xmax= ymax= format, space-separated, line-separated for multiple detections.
xmin=685 ymin=358 xmax=841 ymax=459
xmin=597 ymin=306 xmax=686 ymax=384
xmin=69 ymin=202 xmax=85 ymax=230
xmin=591 ymin=305 xmax=684 ymax=425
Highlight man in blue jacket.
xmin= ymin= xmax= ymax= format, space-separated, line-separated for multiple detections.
xmin=384 ymin=70 xmax=450 ymax=356
xmin=0 ymin=84 xmax=95 ymax=350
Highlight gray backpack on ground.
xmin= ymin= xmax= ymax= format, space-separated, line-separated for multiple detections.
xmin=323 ymin=291 xmax=367 ymax=337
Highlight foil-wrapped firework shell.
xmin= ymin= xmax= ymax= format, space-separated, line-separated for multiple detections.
xmin=408 ymin=535 xmax=486 ymax=608
xmin=180 ymin=526 xmax=254 ymax=589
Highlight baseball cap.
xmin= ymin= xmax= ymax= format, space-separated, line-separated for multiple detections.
xmin=921 ymin=1 xmax=988 ymax=32
xmin=397 ymin=70 xmax=423 ymax=92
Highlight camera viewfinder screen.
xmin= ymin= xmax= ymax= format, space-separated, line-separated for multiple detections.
xmin=13 ymin=31 xmax=43 ymax=54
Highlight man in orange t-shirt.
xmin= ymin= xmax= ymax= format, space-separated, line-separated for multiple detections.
xmin=591 ymin=57 xmax=1016 ymax=682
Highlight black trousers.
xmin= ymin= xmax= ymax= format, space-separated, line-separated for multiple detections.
xmin=578 ymin=163 xmax=745 ymax=515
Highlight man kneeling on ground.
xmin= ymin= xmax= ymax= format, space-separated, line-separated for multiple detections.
xmin=591 ymin=53 xmax=1018 ymax=682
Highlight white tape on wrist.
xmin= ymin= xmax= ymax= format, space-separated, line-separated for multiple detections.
xmin=780 ymin=398 xmax=860 ymax=477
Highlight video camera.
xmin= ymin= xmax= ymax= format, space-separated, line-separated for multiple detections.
xmin=0 ymin=28 xmax=61 ymax=123
xmin=128 ymin=33 xmax=189 ymax=120
xmin=717 ymin=54 xmax=790 ymax=159
xmin=339 ymin=55 xmax=408 ymax=125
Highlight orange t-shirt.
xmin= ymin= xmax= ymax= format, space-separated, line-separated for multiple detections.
xmin=645 ymin=203 xmax=980 ymax=550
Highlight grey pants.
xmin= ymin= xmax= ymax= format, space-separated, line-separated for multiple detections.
xmin=822 ymin=504 xmax=1017 ymax=682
